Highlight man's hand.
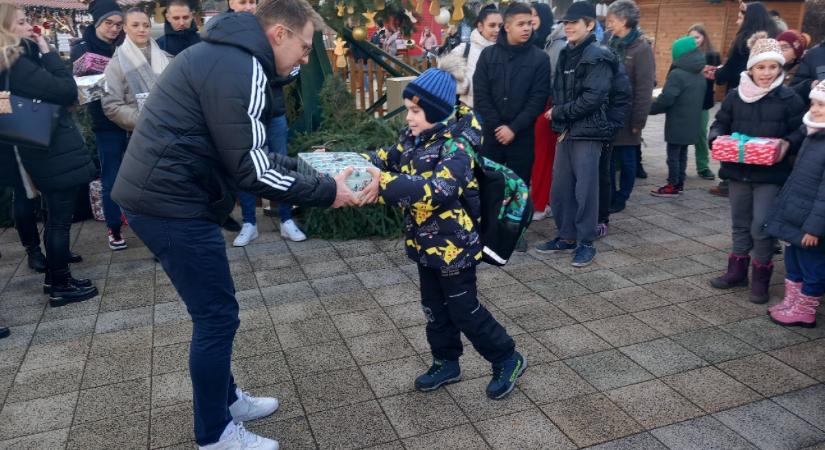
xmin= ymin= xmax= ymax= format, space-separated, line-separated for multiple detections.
xmin=802 ymin=233 xmax=819 ymax=247
xmin=358 ymin=167 xmax=381 ymax=206
xmin=495 ymin=125 xmax=515 ymax=145
xmin=332 ymin=167 xmax=358 ymax=208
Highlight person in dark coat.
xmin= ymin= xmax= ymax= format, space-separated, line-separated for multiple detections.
xmin=605 ymin=0 xmax=656 ymax=215
xmin=688 ymin=23 xmax=722 ymax=180
xmin=0 ymin=5 xmax=99 ymax=306
xmin=789 ymin=39 xmax=825 ymax=101
xmin=111 ymin=6 xmax=361 ymax=448
xmin=708 ymin=33 xmax=806 ymax=305
xmin=70 ymin=0 xmax=128 ymax=250
xmin=473 ymin=2 xmax=551 ymax=185
xmin=156 ymin=0 xmax=201 ymax=56
xmin=766 ymin=81 xmax=825 ymax=327
xmin=713 ymin=1 xmax=779 ymax=93
xmin=649 ymin=36 xmax=707 ymax=197
xmin=535 ymin=1 xmax=627 ymax=268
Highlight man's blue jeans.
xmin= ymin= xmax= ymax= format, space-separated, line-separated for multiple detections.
xmin=125 ymin=211 xmax=240 ymax=446
xmin=238 ymin=115 xmax=292 ymax=224
xmin=95 ymin=130 xmax=129 ymax=231
xmin=610 ymin=144 xmax=638 ymax=206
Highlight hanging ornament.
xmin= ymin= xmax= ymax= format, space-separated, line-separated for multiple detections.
xmin=154 ymin=2 xmax=165 ymax=24
xmin=362 ymin=10 xmax=377 ymax=28
xmin=352 ymin=25 xmax=367 ymax=40
xmin=42 ymin=21 xmax=51 ymax=30
xmin=374 ymin=0 xmax=385 ymax=10
xmin=404 ymin=9 xmax=418 ymax=23
xmin=434 ymin=7 xmax=450 ymax=25
xmin=347 ymin=3 xmax=355 ymax=14
xmin=429 ymin=0 xmax=440 ymax=17
xmin=336 ymin=2 xmax=346 ymax=16
xmin=450 ymin=0 xmax=465 ymax=23
xmin=333 ymin=37 xmax=348 ymax=68
xmin=414 ymin=0 xmax=424 ymax=14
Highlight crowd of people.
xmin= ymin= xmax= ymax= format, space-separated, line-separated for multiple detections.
xmin=1 ymin=0 xmax=825 ymax=447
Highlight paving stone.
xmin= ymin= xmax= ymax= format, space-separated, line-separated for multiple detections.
xmin=671 ymin=327 xmax=760 ymax=364
xmin=295 ymin=367 xmax=374 ymax=413
xmin=446 ymin=377 xmax=532 ymax=421
xmin=770 ymin=339 xmax=825 ymax=381
xmin=717 ymin=353 xmax=817 ymax=397
xmin=260 ymin=280 xmax=317 ymax=305
xmin=556 ymin=294 xmax=625 ymax=322
xmin=67 ymin=411 xmax=149 ymax=450
xmin=283 ymin=340 xmax=355 ymax=375
xmin=370 ymin=282 xmax=420 ymax=307
xmin=533 ymin=324 xmax=612 ymax=359
xmin=583 ymin=314 xmax=663 ymax=347
xmin=518 ymin=362 xmax=596 ymax=404
xmin=95 ymin=306 xmax=152 ymax=334
xmin=275 ymin=316 xmax=339 ymax=350
xmin=501 ymin=261 xmax=561 ymax=283
xmin=151 ymin=370 xmax=191 ymax=408
xmin=715 ymin=399 xmax=825 ymax=450
xmin=356 ymin=268 xmax=409 ymax=289
xmin=152 ymin=342 xmax=190 ymax=375
xmin=606 ymin=379 xmax=703 ymax=429
xmin=307 ymin=400 xmax=398 ymax=448
xmin=149 ymin=402 xmax=193 ymax=448
xmin=383 ymin=301 xmax=427 ymax=328
xmin=310 ymin=274 xmax=363 ymax=296
xmin=232 ymin=352 xmax=292 ymax=389
xmin=254 ymin=266 xmax=306 ymax=288
xmin=0 ymin=428 xmax=69 ymax=450
xmin=331 ymin=308 xmax=396 ymax=337
xmin=633 ymin=305 xmax=712 ymax=336
xmin=582 ymin=432 xmax=667 ymax=450
xmin=480 ymin=283 xmax=547 ymax=309
xmin=662 ymin=366 xmax=762 ymax=413
xmin=773 ymin=384 xmax=825 ymax=430
xmin=6 ymin=361 xmax=84 ymax=403
xmin=525 ymin=277 xmax=591 ymax=301
xmin=361 ymin=355 xmax=426 ymax=398
xmin=599 ymin=286 xmax=671 ymax=313
xmin=302 ymin=259 xmax=350 ymax=279
xmin=678 ymin=297 xmax=760 ymax=325
xmin=650 ymin=415 xmax=756 ymax=450
xmin=32 ymin=315 xmax=97 ymax=345
xmin=345 ymin=253 xmax=395 ymax=272
xmin=499 ymin=302 xmax=575 ymax=332
xmin=566 ymin=350 xmax=654 ymax=391
xmin=0 ymin=391 xmax=77 ymax=439
xmin=246 ymin=415 xmax=316 ymax=450
xmin=20 ymin=337 xmax=90 ymax=371
xmin=81 ymin=349 xmax=152 ymax=389
xmin=513 ymin=333 xmax=558 ymax=366
xmin=379 ymin=390 xmax=468 ymax=438
xmin=475 ymin=407 xmax=576 ymax=450
xmin=722 ymin=317 xmax=809 ymax=351
xmin=541 ymin=393 xmax=643 ymax=447
xmin=402 ymin=423 xmax=489 ymax=450
xmin=618 ymin=338 xmax=708 ymax=377
xmin=318 ymin=290 xmax=381 ymax=316
xmin=232 ymin=327 xmax=281 ymax=359
xmin=345 ymin=330 xmax=416 ymax=365
xmin=152 ymin=320 xmax=192 ymax=348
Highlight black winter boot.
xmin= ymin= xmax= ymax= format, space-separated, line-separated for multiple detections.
xmin=49 ymin=268 xmax=98 ymax=307
xmin=68 ymin=252 xmax=83 ymax=263
xmin=26 ymin=246 xmax=47 ymax=273
xmin=710 ymin=253 xmax=750 ymax=289
xmin=43 ymin=269 xmax=93 ymax=294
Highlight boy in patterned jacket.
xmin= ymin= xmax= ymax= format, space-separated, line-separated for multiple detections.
xmin=366 ymin=68 xmax=526 ymax=399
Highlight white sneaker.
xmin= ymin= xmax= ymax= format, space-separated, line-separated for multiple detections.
xmin=279 ymin=219 xmax=306 ymax=242
xmin=199 ymin=422 xmax=278 ymax=450
xmin=233 ymin=223 xmax=258 ymax=247
xmin=229 ymin=388 xmax=279 ymax=423
xmin=532 ymin=210 xmax=546 ymax=221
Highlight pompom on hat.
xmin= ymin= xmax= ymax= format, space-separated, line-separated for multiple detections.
xmin=746 ymin=31 xmax=785 ymax=69
xmin=811 ymin=80 xmax=825 ymax=104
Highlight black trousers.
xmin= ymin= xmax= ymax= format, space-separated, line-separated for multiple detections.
xmin=480 ymin=138 xmax=535 ymax=185
xmin=43 ymin=188 xmax=79 ymax=272
xmin=12 ymin=182 xmax=40 ymax=249
xmin=418 ymin=265 xmax=514 ymax=365
xmin=598 ymin=143 xmax=613 ymax=225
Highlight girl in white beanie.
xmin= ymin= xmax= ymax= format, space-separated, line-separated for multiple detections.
xmin=708 ymin=32 xmax=806 ymax=305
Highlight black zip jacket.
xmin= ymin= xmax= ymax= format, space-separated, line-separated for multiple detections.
xmin=156 ymin=20 xmax=202 ymax=56
xmin=790 ymin=41 xmax=825 ymax=101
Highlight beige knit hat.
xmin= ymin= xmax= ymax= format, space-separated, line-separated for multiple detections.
xmin=811 ymin=80 xmax=825 ymax=103
xmin=746 ymin=32 xmax=786 ymax=69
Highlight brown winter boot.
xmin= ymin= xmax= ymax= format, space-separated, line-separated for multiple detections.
xmin=749 ymin=260 xmax=773 ymax=304
xmin=710 ymin=253 xmax=750 ymax=289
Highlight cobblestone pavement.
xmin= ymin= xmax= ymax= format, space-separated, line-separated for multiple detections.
xmin=2 ymin=115 xmax=825 ymax=449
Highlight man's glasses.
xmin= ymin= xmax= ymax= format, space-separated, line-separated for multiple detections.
xmin=102 ymin=19 xmax=123 ymax=29
xmin=284 ymin=26 xmax=313 ymax=57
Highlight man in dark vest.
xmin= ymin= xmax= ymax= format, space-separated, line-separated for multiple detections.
xmin=157 ymin=0 xmax=201 ymax=56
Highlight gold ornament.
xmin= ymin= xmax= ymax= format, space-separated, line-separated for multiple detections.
xmin=374 ymin=0 xmax=385 ymax=10
xmin=414 ymin=0 xmax=423 ymax=13
xmin=362 ymin=10 xmax=377 ymax=28
xmin=451 ymin=0 xmax=465 ymax=23
xmin=154 ymin=1 xmax=165 ymax=23
xmin=347 ymin=3 xmax=355 ymax=14
xmin=429 ymin=0 xmax=440 ymax=17
xmin=334 ymin=37 xmax=348 ymax=68
xmin=352 ymin=25 xmax=367 ymax=40
xmin=336 ymin=2 xmax=346 ymax=17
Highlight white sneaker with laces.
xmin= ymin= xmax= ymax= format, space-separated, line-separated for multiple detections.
xmin=279 ymin=219 xmax=307 ymax=242
xmin=233 ymin=223 xmax=258 ymax=247
xmin=199 ymin=422 xmax=278 ymax=450
xmin=229 ymin=388 xmax=279 ymax=423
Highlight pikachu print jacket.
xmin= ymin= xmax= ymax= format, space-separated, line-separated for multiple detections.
xmin=366 ymin=106 xmax=483 ymax=271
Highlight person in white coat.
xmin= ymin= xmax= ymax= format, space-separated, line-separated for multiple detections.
xmin=449 ymin=4 xmax=502 ymax=108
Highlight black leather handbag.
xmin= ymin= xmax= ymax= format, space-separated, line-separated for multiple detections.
xmin=0 ymin=72 xmax=60 ymax=149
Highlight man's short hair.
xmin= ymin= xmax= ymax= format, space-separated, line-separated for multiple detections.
xmin=503 ymin=2 xmax=533 ymax=20
xmin=166 ymin=0 xmax=193 ymax=11
xmin=256 ymin=0 xmax=324 ymax=31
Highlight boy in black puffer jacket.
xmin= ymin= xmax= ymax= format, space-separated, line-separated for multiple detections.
xmin=366 ymin=68 xmax=525 ymax=400
xmin=766 ymin=81 xmax=825 ymax=327
xmin=708 ymin=33 xmax=805 ymax=304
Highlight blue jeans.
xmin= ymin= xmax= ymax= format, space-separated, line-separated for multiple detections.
xmin=125 ymin=212 xmax=239 ymax=446
xmin=610 ymin=144 xmax=638 ymax=205
xmin=238 ymin=115 xmax=292 ymax=224
xmin=785 ymin=244 xmax=825 ymax=297
xmin=95 ymin=130 xmax=128 ymax=231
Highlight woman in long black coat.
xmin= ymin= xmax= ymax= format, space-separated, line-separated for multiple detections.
xmin=0 ymin=5 xmax=98 ymax=306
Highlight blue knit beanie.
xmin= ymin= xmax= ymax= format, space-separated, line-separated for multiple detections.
xmin=403 ymin=68 xmax=456 ymax=124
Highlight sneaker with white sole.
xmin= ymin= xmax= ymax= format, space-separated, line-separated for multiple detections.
xmin=108 ymin=229 xmax=127 ymax=251
xmin=229 ymin=388 xmax=279 ymax=423
xmin=279 ymin=219 xmax=306 ymax=242
xmin=233 ymin=223 xmax=258 ymax=247
xmin=199 ymin=422 xmax=278 ymax=450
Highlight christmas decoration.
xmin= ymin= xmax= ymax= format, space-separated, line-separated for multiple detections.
xmin=352 ymin=25 xmax=367 ymax=40
xmin=336 ymin=2 xmax=346 ymax=16
xmin=347 ymin=3 xmax=355 ymax=14
xmin=429 ymin=0 xmax=440 ymax=16
xmin=374 ymin=0 xmax=385 ymax=10
xmin=434 ymin=7 xmax=450 ymax=25
xmin=450 ymin=0 xmax=465 ymax=23
xmin=362 ymin=9 xmax=377 ymax=27
xmin=333 ymin=37 xmax=348 ymax=68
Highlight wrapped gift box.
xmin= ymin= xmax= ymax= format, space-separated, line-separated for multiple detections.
xmin=73 ymin=52 xmax=110 ymax=76
xmin=75 ymin=74 xmax=106 ymax=105
xmin=711 ymin=134 xmax=782 ymax=166
xmin=298 ymin=152 xmax=375 ymax=192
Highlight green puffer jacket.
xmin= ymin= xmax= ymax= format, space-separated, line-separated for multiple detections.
xmin=649 ymin=48 xmax=707 ymax=146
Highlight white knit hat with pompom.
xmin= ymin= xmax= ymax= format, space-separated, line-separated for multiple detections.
xmin=746 ymin=31 xmax=786 ymax=69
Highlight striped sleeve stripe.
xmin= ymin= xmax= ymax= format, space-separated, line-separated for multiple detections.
xmin=246 ymin=57 xmax=295 ymax=192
